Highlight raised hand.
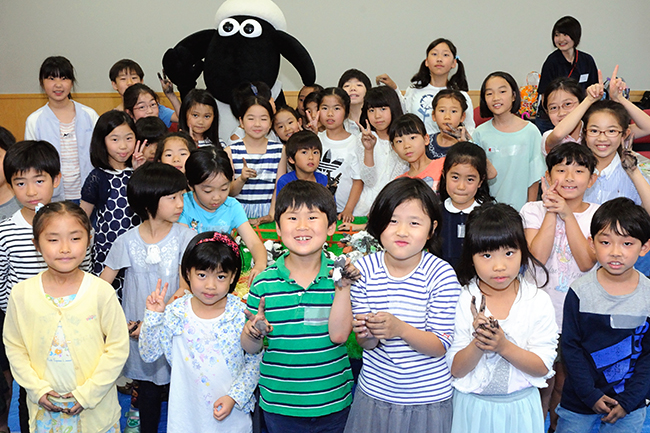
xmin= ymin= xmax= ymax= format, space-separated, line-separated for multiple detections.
xmin=357 ymin=120 xmax=377 ymax=151
xmin=541 ymin=178 xmax=570 ymax=218
xmin=586 ymin=70 xmax=605 ymax=102
xmin=243 ymin=297 xmax=273 ymax=339
xmin=621 ymin=132 xmax=637 ymax=173
xmin=132 ymin=140 xmax=147 ymax=169
xmin=304 ymin=110 xmax=319 ymax=133
xmin=158 ymin=71 xmax=175 ymax=96
xmin=146 ymin=279 xmax=169 ymax=313
xmin=608 ymin=65 xmax=626 ymax=102
xmin=470 ymin=295 xmax=489 ymax=331
xmin=331 ymin=256 xmax=361 ymax=288
xmin=375 ymin=74 xmax=398 ymax=90
xmin=473 ymin=318 xmax=507 ymax=353
xmin=240 ymin=158 xmax=258 ymax=182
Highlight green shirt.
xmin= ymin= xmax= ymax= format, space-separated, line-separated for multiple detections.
xmin=247 ymin=252 xmax=353 ymax=417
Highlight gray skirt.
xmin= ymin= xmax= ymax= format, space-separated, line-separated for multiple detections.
xmin=343 ymin=388 xmax=452 ymax=433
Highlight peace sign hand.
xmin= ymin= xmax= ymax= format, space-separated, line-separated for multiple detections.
xmin=146 ymin=279 xmax=169 ymax=314
xmin=621 ymin=132 xmax=638 ymax=173
xmin=243 ymin=297 xmax=273 ymax=339
xmin=158 ymin=71 xmax=175 ymax=96
xmin=304 ymin=110 xmax=319 ymax=134
xmin=132 ymin=140 xmax=147 ymax=169
xmin=470 ymin=295 xmax=489 ymax=332
xmin=357 ymin=120 xmax=377 ymax=150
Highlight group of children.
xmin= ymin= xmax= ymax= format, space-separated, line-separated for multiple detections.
xmin=1 ymin=14 xmax=650 ymax=433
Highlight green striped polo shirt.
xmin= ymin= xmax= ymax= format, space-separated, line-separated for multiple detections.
xmin=247 ymin=252 xmax=353 ymax=417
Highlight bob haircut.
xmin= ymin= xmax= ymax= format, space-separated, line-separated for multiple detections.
xmin=456 ymin=202 xmax=548 ymax=286
xmin=127 ymin=162 xmax=188 ymax=220
xmin=552 ymin=16 xmax=582 ymax=48
xmin=135 ymin=117 xmax=167 ymax=144
xmin=90 ymin=110 xmax=137 ymax=170
xmin=109 ymin=59 xmax=144 ymax=82
xmin=274 ymin=105 xmax=301 ymax=124
xmin=181 ymin=231 xmax=242 ymax=292
xmin=479 ymin=71 xmax=522 ymax=119
xmin=238 ymin=95 xmax=274 ymax=121
xmin=431 ymin=89 xmax=468 ymax=113
xmin=410 ymin=38 xmax=469 ymax=92
xmin=123 ymin=83 xmax=159 ymax=115
xmin=4 ymin=140 xmax=60 ymax=184
xmin=542 ymin=77 xmax=585 ymax=111
xmin=154 ymin=131 xmax=197 ymax=163
xmin=231 ymin=81 xmax=272 ymax=119
xmin=275 ymin=180 xmax=337 ymax=227
xmin=359 ymin=86 xmax=404 ymax=132
xmin=185 ymin=146 xmax=234 ymax=187
xmin=303 ymin=91 xmax=321 ymax=109
xmin=590 ymin=197 xmax=650 ymax=244
xmin=39 ymin=56 xmax=76 ymax=95
xmin=389 ymin=113 xmax=427 ymax=143
xmin=33 ymin=201 xmax=91 ymax=249
xmin=546 ymin=142 xmax=597 ymax=174
xmin=367 ymin=177 xmax=443 ymax=256
xmin=319 ymin=87 xmax=351 ymax=118
xmin=0 ymin=126 xmax=16 ymax=151
xmin=439 ymin=141 xmax=493 ymax=205
xmin=337 ymin=69 xmax=372 ymax=94
xmin=179 ymin=89 xmax=220 ymax=147
xmin=285 ymin=130 xmax=322 ymax=169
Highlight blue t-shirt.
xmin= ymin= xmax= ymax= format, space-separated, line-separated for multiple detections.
xmin=276 ymin=171 xmax=328 ymax=196
xmin=158 ymin=105 xmax=174 ymax=128
xmin=179 ymin=192 xmax=248 ymax=234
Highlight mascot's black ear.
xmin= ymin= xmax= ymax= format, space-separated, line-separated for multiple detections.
xmin=273 ymin=31 xmax=316 ymax=86
xmin=162 ymin=29 xmax=216 ymax=100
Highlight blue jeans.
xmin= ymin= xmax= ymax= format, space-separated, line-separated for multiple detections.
xmin=556 ymin=404 xmax=647 ymax=433
xmin=263 ymin=406 xmax=350 ymax=433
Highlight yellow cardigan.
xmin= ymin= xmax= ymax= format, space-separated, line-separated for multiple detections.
xmin=3 ymin=272 xmax=129 ymax=433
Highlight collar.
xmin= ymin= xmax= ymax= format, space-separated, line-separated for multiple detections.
xmin=275 ymin=251 xmax=332 ymax=285
xmin=596 ymin=152 xmax=621 ymax=178
xmin=444 ymin=197 xmax=480 ymax=214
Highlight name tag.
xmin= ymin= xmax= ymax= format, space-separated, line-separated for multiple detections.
xmin=457 ymin=223 xmax=466 ymax=239
xmin=579 ymin=73 xmax=589 ymax=83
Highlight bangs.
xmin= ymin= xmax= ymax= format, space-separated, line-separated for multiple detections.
xmin=39 ymin=57 xmax=75 ymax=81
xmin=466 ymin=215 xmax=523 ymax=255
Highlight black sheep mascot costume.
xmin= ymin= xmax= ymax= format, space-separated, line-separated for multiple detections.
xmin=162 ymin=0 xmax=316 ymax=141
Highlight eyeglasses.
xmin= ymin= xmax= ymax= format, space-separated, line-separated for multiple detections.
xmin=585 ymin=128 xmax=623 ymax=138
xmin=133 ymin=102 xmax=157 ymax=112
xmin=547 ymin=101 xmax=577 ymax=113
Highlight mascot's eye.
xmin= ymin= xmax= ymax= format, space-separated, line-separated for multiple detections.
xmin=218 ymin=18 xmax=240 ymax=37
xmin=239 ymin=19 xmax=262 ymax=38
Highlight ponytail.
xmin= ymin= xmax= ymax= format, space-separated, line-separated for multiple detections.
xmin=410 ymin=38 xmax=468 ymax=92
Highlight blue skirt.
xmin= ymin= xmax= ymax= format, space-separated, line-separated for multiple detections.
xmin=451 ymin=387 xmax=544 ymax=433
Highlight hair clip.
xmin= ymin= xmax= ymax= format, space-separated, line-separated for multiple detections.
xmin=251 ymin=84 xmax=258 ymax=96
xmin=197 ymin=232 xmax=240 ymax=257
xmin=35 ymin=203 xmax=45 ymax=213
xmin=455 ymin=55 xmax=460 ymax=61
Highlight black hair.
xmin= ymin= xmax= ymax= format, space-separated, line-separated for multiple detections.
xmin=389 ymin=113 xmax=427 ymax=143
xmin=135 ymin=117 xmax=167 ymax=144
xmin=439 ymin=141 xmax=494 ymax=205
xmin=179 ymin=89 xmax=220 ymax=147
xmin=154 ymin=131 xmax=198 ymax=163
xmin=0 ymin=126 xmax=16 ymax=152
xmin=479 ymin=71 xmax=522 ymax=118
xmin=366 ymin=177 xmax=443 ymax=256
xmin=542 ymin=77 xmax=585 ymax=111
xmin=109 ymin=59 xmax=144 ymax=82
xmin=39 ymin=56 xmax=76 ymax=98
xmin=337 ymin=69 xmax=372 ymax=95
xmin=583 ymin=100 xmax=631 ymax=136
xmin=89 ymin=110 xmax=137 ymax=170
xmin=274 ymin=105 xmax=301 ymax=124
xmin=432 ymin=89 xmax=468 ymax=113
xmin=359 ymin=86 xmax=404 ymax=132
xmin=319 ymin=87 xmax=351 ymax=118
xmin=285 ymin=130 xmax=322 ymax=169
xmin=410 ymin=38 xmax=468 ymax=92
xmin=127 ymin=162 xmax=188 ymax=220
xmin=456 ymin=202 xmax=548 ymax=286
xmin=184 ymin=146 xmax=234 ymax=187
xmin=181 ymin=231 xmax=242 ymax=292
xmin=238 ymin=95 xmax=274 ymax=123
xmin=299 ymin=84 xmax=324 ymax=98
xmin=33 ymin=201 xmax=91 ymax=249
xmin=546 ymin=141 xmax=597 ymax=174
xmin=275 ymin=180 xmax=337 ymax=226
xmin=231 ymin=81 xmax=272 ymax=119
xmin=4 ymin=140 xmax=61 ymax=184
xmin=590 ymin=197 xmax=650 ymax=243
xmin=552 ymin=16 xmax=582 ymax=48
xmin=124 ymin=83 xmax=159 ymax=117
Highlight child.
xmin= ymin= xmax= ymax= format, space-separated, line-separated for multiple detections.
xmin=520 ymin=143 xmax=600 ymax=430
xmin=25 ymin=56 xmax=98 ymax=202
xmin=101 ymin=163 xmax=195 ymax=433
xmin=273 ymin=106 xmax=303 ymax=143
xmin=427 ymin=89 xmax=471 ymax=159
xmin=139 ymin=231 xmax=262 ymax=432
xmin=179 ymin=89 xmax=220 ymax=147
xmin=0 ymin=127 xmax=20 ymax=221
xmin=473 ymin=71 xmax=546 ymax=210
xmin=304 ymin=91 xmax=324 ymax=132
xmin=109 ymin=59 xmax=179 ymax=127
xmin=541 ymin=77 xmax=587 ymax=155
xmin=225 ymin=95 xmax=287 ymax=224
xmin=308 ymin=87 xmax=363 ymax=221
xmin=338 ymin=68 xmax=372 ymax=135
xmin=336 ymin=177 xmax=461 ymax=433
xmin=124 ymin=83 xmax=162 ymax=123
xmin=178 ymin=147 xmax=267 ymax=284
xmin=557 ymin=198 xmax=650 ymax=432
xmin=276 ymin=130 xmax=328 ymax=194
xmin=228 ymin=81 xmax=277 ymax=145
xmin=448 ymin=202 xmax=558 ymax=433
xmin=296 ymin=83 xmax=324 ymax=121
xmin=81 ymin=110 xmax=143 ymax=280
xmin=3 ymin=201 xmax=129 ymax=433
xmin=136 ymin=117 xmax=168 ymax=162
xmin=438 ymin=141 xmax=494 ymax=267
xmin=242 ymin=180 xmax=353 ymax=433
xmin=154 ymin=131 xmax=197 ymax=173
xmin=391 ymin=114 xmax=445 ymax=192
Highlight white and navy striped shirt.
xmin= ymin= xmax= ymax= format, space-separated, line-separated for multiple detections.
xmin=351 ymin=251 xmax=461 ymax=405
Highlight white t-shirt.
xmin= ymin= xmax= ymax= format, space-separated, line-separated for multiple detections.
xmin=316 ymin=131 xmax=362 ymax=213
xmin=404 ymin=84 xmax=475 ymax=136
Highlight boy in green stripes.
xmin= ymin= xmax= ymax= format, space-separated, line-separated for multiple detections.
xmin=242 ymin=180 xmax=354 ymax=433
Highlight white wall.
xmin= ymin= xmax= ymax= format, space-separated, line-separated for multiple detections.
xmin=1 ymin=0 xmax=649 ymax=94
